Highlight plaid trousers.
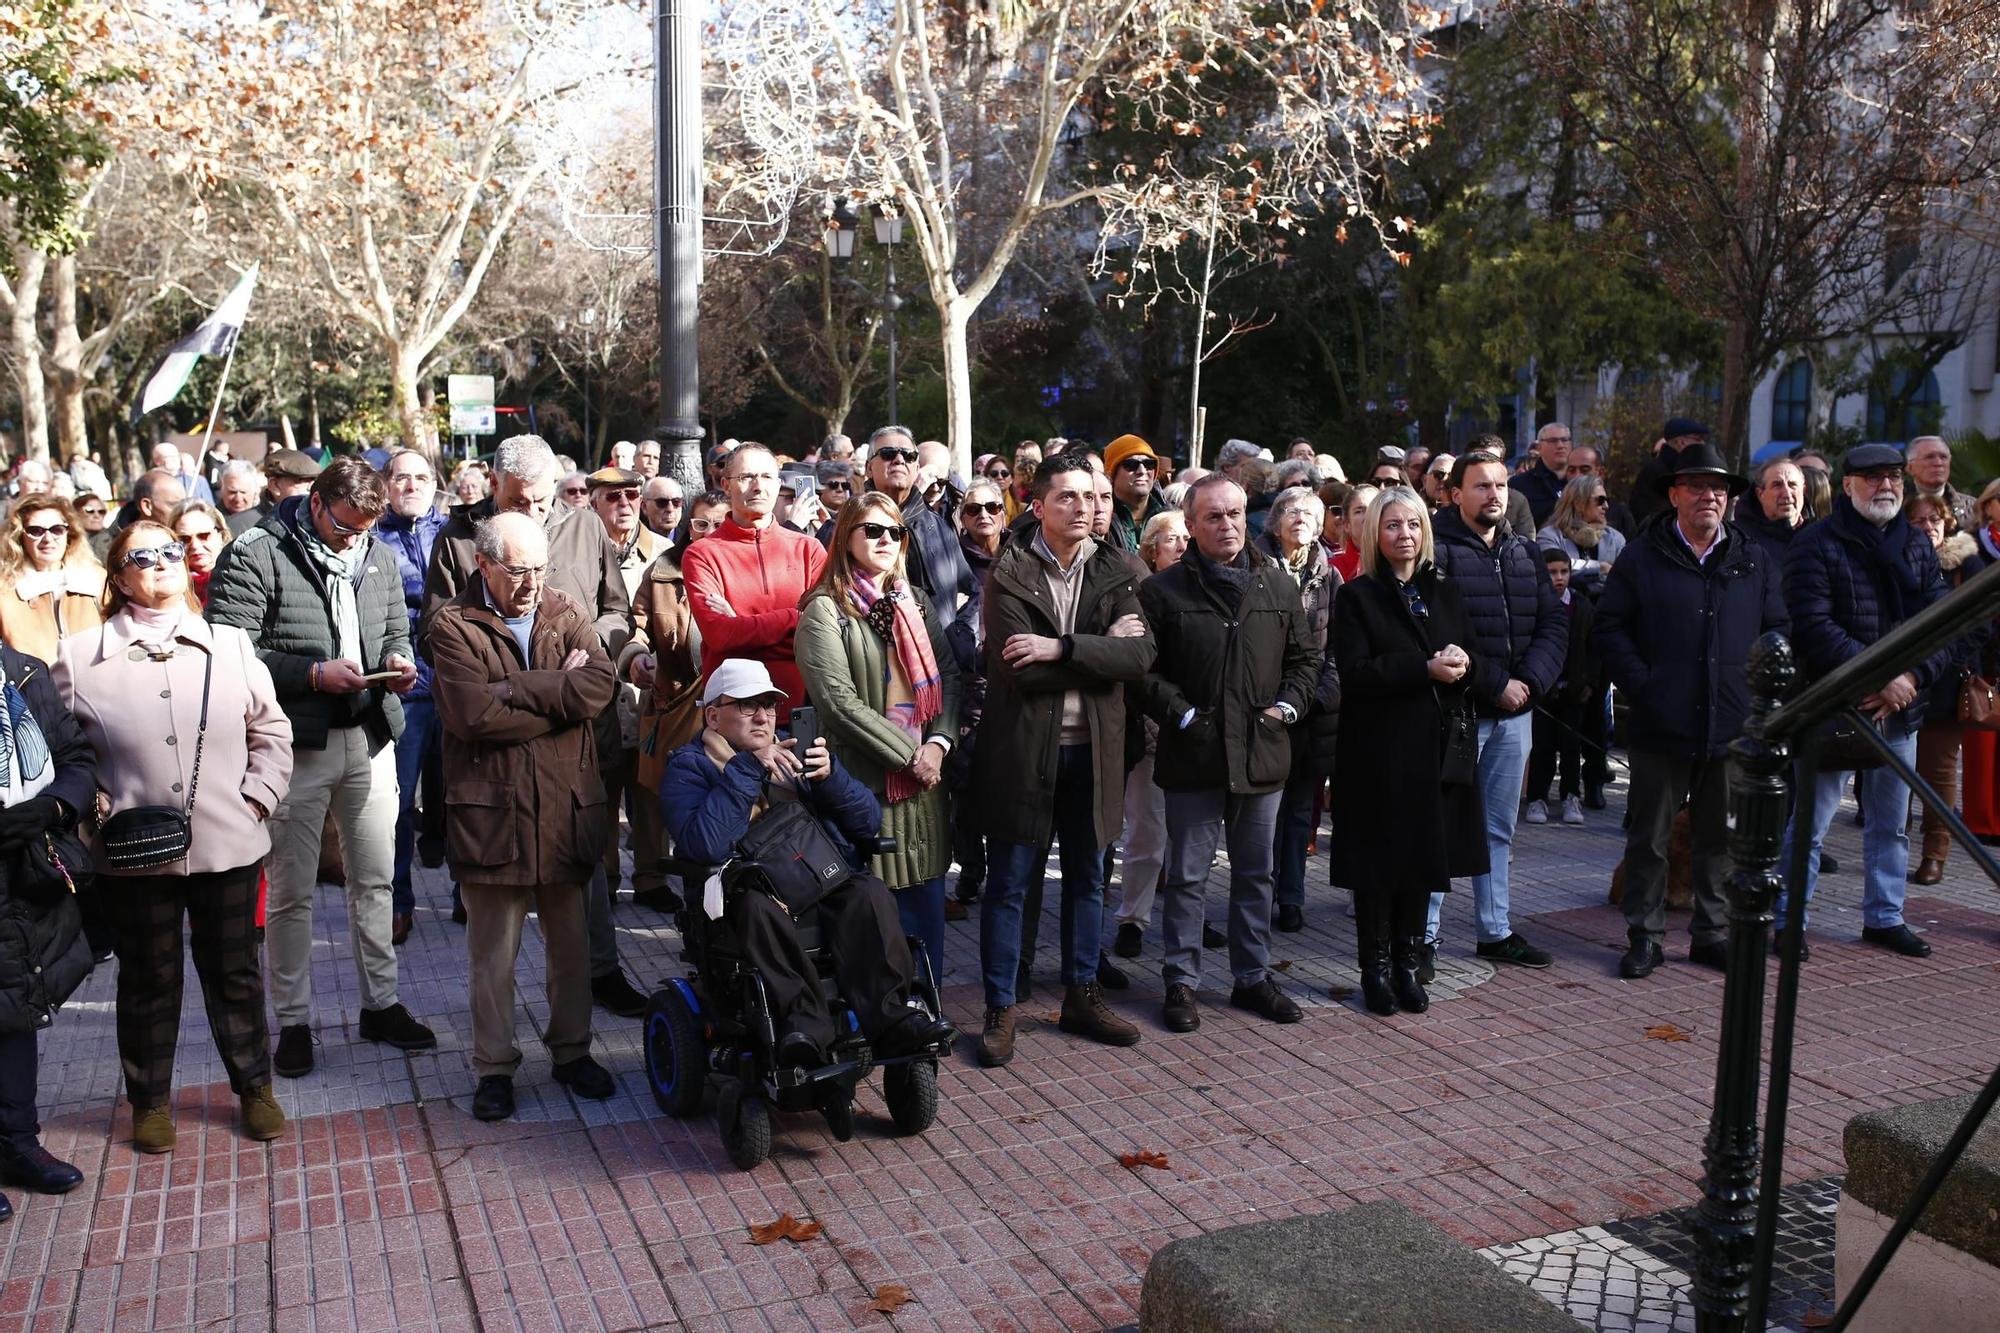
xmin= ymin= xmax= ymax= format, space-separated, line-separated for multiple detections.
xmin=110 ymin=861 xmax=269 ymax=1108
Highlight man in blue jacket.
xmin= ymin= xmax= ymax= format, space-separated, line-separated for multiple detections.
xmin=1776 ymin=444 xmax=1950 ymax=958
xmin=658 ymin=660 xmax=953 ymax=1064
xmin=1429 ymin=452 xmax=1568 ymax=973
xmin=1595 ymin=444 xmax=1789 ymax=978
xmin=378 ymin=449 xmax=447 ymax=943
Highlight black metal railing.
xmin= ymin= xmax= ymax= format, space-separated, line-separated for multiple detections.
xmin=1694 ymin=557 xmax=2000 ymax=1331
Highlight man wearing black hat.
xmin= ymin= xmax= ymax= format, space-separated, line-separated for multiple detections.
xmin=1774 ymin=443 xmax=1951 ymax=958
xmin=1627 ymin=418 xmax=1711 ymax=528
xmin=1594 ymin=443 xmax=1789 ymax=978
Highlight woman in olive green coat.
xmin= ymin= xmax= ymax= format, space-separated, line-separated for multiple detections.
xmin=796 ymin=493 xmax=961 ymax=981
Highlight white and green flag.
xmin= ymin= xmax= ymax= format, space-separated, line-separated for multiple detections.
xmin=139 ymin=264 xmax=259 ymax=417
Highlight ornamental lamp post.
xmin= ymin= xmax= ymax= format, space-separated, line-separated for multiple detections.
xmin=824 ymin=197 xmax=903 ymax=425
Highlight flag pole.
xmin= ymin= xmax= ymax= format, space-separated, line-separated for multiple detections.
xmin=197 ymin=337 xmax=240 ymax=459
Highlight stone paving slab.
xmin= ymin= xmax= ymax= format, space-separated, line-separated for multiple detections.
xmin=2 ymin=779 xmax=1997 ymax=1330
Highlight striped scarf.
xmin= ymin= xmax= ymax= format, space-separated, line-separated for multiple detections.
xmin=852 ymin=573 xmax=941 ymax=802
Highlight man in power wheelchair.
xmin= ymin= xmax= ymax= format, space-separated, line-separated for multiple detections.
xmin=651 ymin=659 xmax=955 ymax=1165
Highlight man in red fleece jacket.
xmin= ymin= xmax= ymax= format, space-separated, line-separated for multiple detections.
xmin=681 ymin=443 xmax=827 ymax=721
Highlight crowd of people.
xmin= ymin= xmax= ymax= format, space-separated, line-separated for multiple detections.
xmin=0 ymin=415 xmax=1987 ymax=1223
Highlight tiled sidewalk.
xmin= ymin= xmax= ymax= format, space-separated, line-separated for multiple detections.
xmin=4 ymin=781 xmax=1997 ymax=1331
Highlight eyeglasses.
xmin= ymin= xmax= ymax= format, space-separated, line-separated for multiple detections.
xmin=22 ymin=523 xmax=67 ymax=539
xmin=1856 ymin=472 xmax=1904 ymax=487
xmin=315 ymin=498 xmax=374 ymax=536
xmin=561 ymin=486 xmax=588 ymax=498
xmin=872 ymin=447 xmax=918 ymax=465
xmin=858 ymin=522 xmax=908 ymax=542
xmin=79 ymin=507 xmax=105 ymax=518
xmin=121 ymin=542 xmax=186 ymax=571
xmin=960 ymin=501 xmax=1004 ymax=517
xmin=1118 ymin=456 xmax=1158 ymax=473
xmin=1588 ymin=496 xmax=1609 ymax=507
xmin=647 ymin=496 xmax=684 ymax=508
xmin=597 ymin=487 xmax=641 ymax=502
xmin=496 ymin=561 xmax=549 ymax=579
xmin=720 ymin=699 xmax=778 ymax=718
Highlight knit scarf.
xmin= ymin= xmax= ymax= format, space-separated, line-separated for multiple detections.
xmin=295 ymin=511 xmax=364 ymax=664
xmin=852 ymin=572 xmax=941 ymax=802
xmin=1833 ymin=496 xmax=1923 ymax=626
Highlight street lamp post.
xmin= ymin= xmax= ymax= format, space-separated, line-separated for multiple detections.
xmin=826 ymin=198 xmax=903 ymax=425
xmin=654 ymin=0 xmax=704 ymax=491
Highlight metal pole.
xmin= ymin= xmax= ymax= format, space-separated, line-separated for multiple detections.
xmin=1692 ymin=631 xmax=1795 ymax=1331
xmin=655 ymin=0 xmax=704 ymax=491
xmin=885 ymin=245 xmax=900 ymax=426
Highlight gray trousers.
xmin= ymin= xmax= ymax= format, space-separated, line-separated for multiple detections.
xmin=585 ymin=864 xmax=620 ymax=979
xmin=1160 ymin=787 xmax=1281 ymax=990
xmin=1621 ymin=750 xmax=1730 ymax=947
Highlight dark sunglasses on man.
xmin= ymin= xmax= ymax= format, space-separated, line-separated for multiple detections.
xmin=873 ymin=447 xmax=919 ymax=465
xmin=1118 ymin=456 xmax=1157 ymax=473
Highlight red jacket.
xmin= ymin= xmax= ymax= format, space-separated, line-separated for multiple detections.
xmin=680 ymin=517 xmax=827 ymax=718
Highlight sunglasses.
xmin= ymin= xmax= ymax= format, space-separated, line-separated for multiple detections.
xmin=647 ymin=496 xmax=684 ymax=508
xmin=79 ymin=507 xmax=105 ymax=517
xmin=598 ymin=487 xmax=641 ymax=502
xmin=823 ymin=481 xmax=852 ymax=493
xmin=121 ymin=542 xmax=186 ymax=571
xmin=1118 ymin=456 xmax=1158 ymax=473
xmin=562 ymin=486 xmax=588 ymax=497
xmin=872 ymin=447 xmax=918 ymax=464
xmin=22 ymin=523 xmax=67 ymax=539
xmin=984 ymin=467 xmax=1013 ymax=480
xmin=961 ymin=501 xmax=1004 ymax=517
xmin=858 ymin=522 xmax=908 ymax=542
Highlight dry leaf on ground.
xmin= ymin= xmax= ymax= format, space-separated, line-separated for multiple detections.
xmin=1644 ymin=1023 xmax=1694 ymax=1043
xmin=1119 ymin=1149 xmax=1171 ymax=1171
xmin=1801 ymin=1308 xmax=1833 ymax=1328
xmin=747 ymin=1213 xmax=823 ymax=1245
xmin=1272 ymin=959 xmax=1294 ymax=972
xmin=869 ymin=1283 xmax=915 ymax=1313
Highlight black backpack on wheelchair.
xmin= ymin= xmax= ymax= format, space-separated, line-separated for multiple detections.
xmin=641 ymin=805 xmax=953 ymax=1171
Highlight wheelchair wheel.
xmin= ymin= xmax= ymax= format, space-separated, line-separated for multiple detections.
xmin=820 ymin=1092 xmax=855 ymax=1144
xmin=723 ymin=1088 xmax=772 ymax=1170
xmin=644 ymin=985 xmax=706 ymax=1118
xmin=882 ymin=1059 xmax=939 ymax=1136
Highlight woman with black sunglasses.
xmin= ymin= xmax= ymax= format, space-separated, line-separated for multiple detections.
xmin=941 ymin=480 xmax=1008 ymax=917
xmin=796 ymin=493 xmax=961 ymax=985
xmin=1327 ymin=487 xmax=1487 ymax=1018
xmin=56 ymin=521 xmax=294 ymax=1152
xmin=0 ymin=497 xmax=103 ymax=665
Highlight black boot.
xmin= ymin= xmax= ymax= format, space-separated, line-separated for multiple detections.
xmin=1353 ymin=894 xmax=1395 ymax=1016
xmin=1389 ymin=896 xmax=1430 ymax=1013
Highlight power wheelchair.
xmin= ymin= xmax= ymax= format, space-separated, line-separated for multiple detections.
xmin=643 ymin=839 xmax=955 ymax=1170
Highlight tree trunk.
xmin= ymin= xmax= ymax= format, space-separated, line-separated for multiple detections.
xmin=392 ymin=345 xmax=438 ymax=457
xmin=940 ymin=302 xmax=976 ymax=478
xmin=48 ymin=255 xmax=88 ymax=464
xmin=6 ymin=252 xmax=51 ymax=460
xmin=1718 ymin=315 xmax=1755 ymax=471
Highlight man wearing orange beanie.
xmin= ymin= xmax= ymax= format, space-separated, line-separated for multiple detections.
xmin=1103 ymin=434 xmax=1169 ymax=554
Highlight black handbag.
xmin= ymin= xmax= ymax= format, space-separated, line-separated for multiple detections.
xmin=99 ymin=651 xmax=212 ymax=871
xmin=734 ymin=788 xmax=856 ymax=917
xmin=1815 ymin=711 xmax=1888 ymax=772
xmin=1437 ymin=690 xmax=1479 ymax=786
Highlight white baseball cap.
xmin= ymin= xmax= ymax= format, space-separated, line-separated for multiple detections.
xmin=701 ymin=659 xmax=784 ymax=707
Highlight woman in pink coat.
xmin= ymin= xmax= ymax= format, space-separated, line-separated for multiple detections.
xmin=55 ymin=521 xmax=294 ymax=1154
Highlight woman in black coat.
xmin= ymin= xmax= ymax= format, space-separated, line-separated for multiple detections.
xmin=0 ymin=641 xmax=99 ymax=1219
xmin=1329 ymin=488 xmax=1488 ymax=1016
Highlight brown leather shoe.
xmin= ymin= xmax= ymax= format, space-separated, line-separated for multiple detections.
xmin=1912 ymin=856 xmax=1945 ymax=886
xmin=391 ymin=911 xmax=413 ymax=946
xmin=975 ymin=1005 xmax=1017 ymax=1067
xmin=1059 ymin=982 xmax=1141 ymax=1047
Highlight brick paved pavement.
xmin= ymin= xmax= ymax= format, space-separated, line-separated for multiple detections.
xmin=3 ymin=779 xmax=1997 ymax=1331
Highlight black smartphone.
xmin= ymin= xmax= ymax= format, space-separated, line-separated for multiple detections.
xmin=788 ymin=704 xmax=820 ymax=759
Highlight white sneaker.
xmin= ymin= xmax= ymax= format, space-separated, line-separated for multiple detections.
xmin=1561 ymin=795 xmax=1584 ymax=825
xmin=1524 ymin=800 xmax=1549 ymax=825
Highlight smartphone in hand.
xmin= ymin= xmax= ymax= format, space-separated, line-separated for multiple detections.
xmin=788 ymin=704 xmax=820 ymax=758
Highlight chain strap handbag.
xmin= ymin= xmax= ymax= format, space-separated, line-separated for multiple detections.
xmin=1957 ymin=670 xmax=2000 ymax=731
xmin=99 ymin=650 xmax=212 ymax=870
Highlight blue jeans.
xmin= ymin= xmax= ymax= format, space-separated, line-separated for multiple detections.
xmin=1428 ymin=711 xmax=1530 ymax=945
xmin=1777 ymin=723 xmax=1919 ymax=930
xmin=895 ymin=875 xmax=946 ymax=985
xmin=979 ymin=745 xmax=1105 ymax=1009
xmin=391 ymin=697 xmax=440 ymax=914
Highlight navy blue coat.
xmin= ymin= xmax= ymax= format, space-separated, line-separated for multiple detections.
xmin=1732 ymin=502 xmax=1796 ymax=575
xmin=1431 ymin=508 xmax=1568 ymax=717
xmin=1784 ymin=497 xmax=1950 ymax=728
xmin=659 ymin=734 xmax=882 ymax=872
xmin=1514 ymin=461 xmax=1567 ymax=528
xmin=1594 ymin=516 xmax=1789 ymax=760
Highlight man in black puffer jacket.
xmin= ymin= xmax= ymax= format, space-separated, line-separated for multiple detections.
xmin=1776 ymin=444 xmax=1950 ymax=958
xmin=1139 ymin=475 xmax=1320 ymax=1035
xmin=0 ymin=644 xmax=97 ymax=1215
xmin=1596 ymin=444 xmax=1789 ymax=979
xmin=1430 ymin=452 xmax=1567 ymax=973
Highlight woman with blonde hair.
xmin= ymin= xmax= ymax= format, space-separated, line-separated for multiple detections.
xmin=1328 ymin=487 xmax=1486 ymax=1017
xmin=0 ymin=496 xmax=103 ymax=664
xmin=1536 ymin=475 xmax=1625 ymax=595
xmin=168 ymin=499 xmax=231 ymax=608
xmin=796 ymin=492 xmax=961 ymax=982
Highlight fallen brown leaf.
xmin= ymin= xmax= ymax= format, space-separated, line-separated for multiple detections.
xmin=1801 ymin=1308 xmax=1833 ymax=1328
xmin=747 ymin=1213 xmax=823 ymax=1245
xmin=1327 ymin=986 xmax=1354 ymax=1001
xmin=1041 ymin=1010 xmax=1062 ymax=1024
xmin=869 ymin=1282 xmax=914 ymax=1313
xmin=1119 ymin=1149 xmax=1171 ymax=1171
xmin=1555 ymin=981 xmax=1586 ymax=990
xmin=1644 ymin=1023 xmax=1694 ymax=1043
xmin=1271 ymin=959 xmax=1294 ymax=972
xmin=1013 ymin=1114 xmax=1041 ymax=1125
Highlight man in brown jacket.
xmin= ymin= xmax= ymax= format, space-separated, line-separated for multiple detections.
xmin=429 ymin=512 xmax=620 ymax=1122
